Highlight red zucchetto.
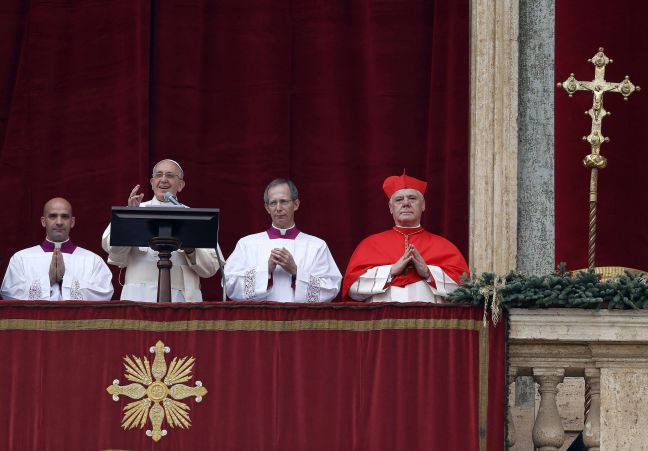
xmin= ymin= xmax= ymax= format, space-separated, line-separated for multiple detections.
xmin=382 ymin=172 xmax=427 ymax=198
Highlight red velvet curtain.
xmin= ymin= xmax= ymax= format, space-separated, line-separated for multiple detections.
xmin=556 ymin=2 xmax=648 ymax=270
xmin=0 ymin=1 xmax=469 ymax=299
xmin=0 ymin=302 xmax=505 ymax=450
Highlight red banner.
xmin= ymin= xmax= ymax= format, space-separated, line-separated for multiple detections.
xmin=0 ymin=301 xmax=504 ymax=450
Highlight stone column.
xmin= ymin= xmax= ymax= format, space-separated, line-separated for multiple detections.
xmin=469 ymin=0 xmax=519 ymax=274
xmin=517 ymin=0 xmax=555 ymax=275
xmin=470 ymin=0 xmax=556 ymax=275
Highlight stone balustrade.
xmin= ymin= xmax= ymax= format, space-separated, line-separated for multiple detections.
xmin=507 ymin=309 xmax=648 ymax=451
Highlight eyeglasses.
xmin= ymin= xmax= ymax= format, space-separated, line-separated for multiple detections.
xmin=267 ymin=199 xmax=293 ymax=208
xmin=152 ymin=171 xmax=181 ymax=180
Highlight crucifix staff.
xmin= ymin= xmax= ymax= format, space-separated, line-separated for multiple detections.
xmin=557 ymin=48 xmax=640 ymax=269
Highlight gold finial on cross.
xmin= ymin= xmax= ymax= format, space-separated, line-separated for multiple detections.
xmin=557 ymin=48 xmax=640 ymax=269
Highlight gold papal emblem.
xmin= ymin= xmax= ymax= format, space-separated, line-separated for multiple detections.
xmin=106 ymin=340 xmax=208 ymax=442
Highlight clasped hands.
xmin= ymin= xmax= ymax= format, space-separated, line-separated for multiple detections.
xmin=390 ymin=244 xmax=431 ymax=279
xmin=268 ymin=247 xmax=297 ymax=276
xmin=49 ymin=249 xmax=65 ymax=285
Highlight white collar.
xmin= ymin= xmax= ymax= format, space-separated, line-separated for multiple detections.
xmin=149 ymin=196 xmax=175 ymax=206
xmin=272 ymin=224 xmax=296 ymax=236
xmin=45 ymin=238 xmax=70 ymax=244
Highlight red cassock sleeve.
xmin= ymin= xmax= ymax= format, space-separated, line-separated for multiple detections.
xmin=341 ymin=230 xmax=469 ymax=301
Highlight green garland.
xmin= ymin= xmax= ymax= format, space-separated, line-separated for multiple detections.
xmin=446 ymin=263 xmax=648 ymax=310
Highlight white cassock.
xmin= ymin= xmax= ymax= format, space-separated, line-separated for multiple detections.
xmin=348 ymin=269 xmax=458 ymax=303
xmin=1 ymin=243 xmax=114 ymax=301
xmin=224 ymin=226 xmax=341 ymax=302
xmin=102 ymin=198 xmax=222 ymax=302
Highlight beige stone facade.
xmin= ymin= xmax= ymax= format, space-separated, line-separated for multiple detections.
xmin=469 ymin=0 xmax=519 ymax=274
xmin=508 ymin=309 xmax=648 ymax=450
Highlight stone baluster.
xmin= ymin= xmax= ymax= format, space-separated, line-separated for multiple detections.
xmin=532 ymin=368 xmax=565 ymax=451
xmin=506 ymin=367 xmax=517 ymax=447
xmin=582 ymin=368 xmax=601 ymax=451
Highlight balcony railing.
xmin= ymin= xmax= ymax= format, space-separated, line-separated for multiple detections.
xmin=507 ymin=309 xmax=648 ymax=451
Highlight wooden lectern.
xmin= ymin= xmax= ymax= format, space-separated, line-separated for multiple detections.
xmin=110 ymin=206 xmax=220 ymax=302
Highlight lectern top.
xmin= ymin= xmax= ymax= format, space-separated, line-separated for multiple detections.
xmin=110 ymin=206 xmax=220 ymax=249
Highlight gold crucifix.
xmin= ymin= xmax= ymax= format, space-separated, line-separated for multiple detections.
xmin=557 ymin=47 xmax=639 ymax=269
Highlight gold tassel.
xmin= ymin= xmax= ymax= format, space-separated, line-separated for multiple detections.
xmin=479 ymin=276 xmax=505 ymax=327
xmin=479 ymin=284 xmax=493 ymax=328
xmin=491 ymin=276 xmax=504 ymax=326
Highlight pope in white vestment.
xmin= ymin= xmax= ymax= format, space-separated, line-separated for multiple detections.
xmin=102 ymin=197 xmax=222 ymax=302
xmin=1 ymin=240 xmax=114 ymax=301
xmin=225 ymin=226 xmax=341 ymax=302
xmin=102 ymin=159 xmax=221 ymax=302
xmin=224 ymin=178 xmax=341 ymax=302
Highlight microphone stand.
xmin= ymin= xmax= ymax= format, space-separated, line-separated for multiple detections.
xmin=215 ymin=247 xmax=227 ymax=301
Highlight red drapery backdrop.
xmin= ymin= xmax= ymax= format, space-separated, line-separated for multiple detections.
xmin=555 ymin=1 xmax=648 ymax=270
xmin=0 ymin=302 xmax=505 ymax=450
xmin=0 ymin=1 xmax=470 ymax=299
xmin=4 ymin=1 xmax=648 ymax=289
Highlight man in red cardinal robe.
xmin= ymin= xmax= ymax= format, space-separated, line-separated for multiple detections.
xmin=342 ymin=173 xmax=469 ymax=302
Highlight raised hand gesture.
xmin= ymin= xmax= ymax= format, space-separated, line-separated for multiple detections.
xmin=128 ymin=184 xmax=144 ymax=207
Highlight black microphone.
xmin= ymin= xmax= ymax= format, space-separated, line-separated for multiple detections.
xmin=163 ymin=192 xmax=182 ymax=206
